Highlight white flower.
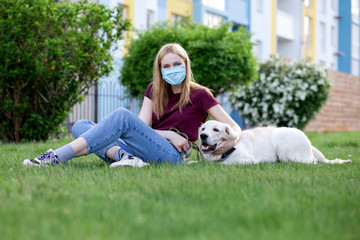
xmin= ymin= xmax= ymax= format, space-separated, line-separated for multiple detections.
xmin=295 ymin=91 xmax=307 ymax=101
xmin=262 ymin=103 xmax=268 ymax=113
xmin=260 ymin=73 xmax=266 ymax=80
xmin=310 ymin=85 xmax=318 ymax=92
xmin=286 ymin=109 xmax=294 ymax=116
xmin=293 ymin=115 xmax=299 ymax=125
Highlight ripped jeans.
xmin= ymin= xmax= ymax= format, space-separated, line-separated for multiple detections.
xmin=71 ymin=108 xmax=183 ymax=164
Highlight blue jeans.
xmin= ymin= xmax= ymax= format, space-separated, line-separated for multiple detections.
xmin=71 ymin=108 xmax=183 ymax=164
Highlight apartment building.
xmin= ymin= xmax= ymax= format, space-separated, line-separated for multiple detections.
xmin=250 ymin=0 xmax=359 ymax=77
xmin=68 ymin=0 xmax=359 ymax=127
xmin=73 ymin=0 xmax=359 ymax=75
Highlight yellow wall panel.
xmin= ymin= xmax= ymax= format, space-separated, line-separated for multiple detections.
xmin=167 ymin=0 xmax=193 ymax=20
xmin=271 ymin=0 xmax=277 ymax=56
xmin=302 ymin=1 xmax=316 ymax=61
xmin=123 ymin=0 xmax=135 ymax=55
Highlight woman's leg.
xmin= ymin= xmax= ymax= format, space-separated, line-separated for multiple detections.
xmin=72 ymin=120 xmax=133 ymax=163
xmin=23 ymin=108 xmax=182 ymax=166
xmin=81 ymin=108 xmax=182 ymax=164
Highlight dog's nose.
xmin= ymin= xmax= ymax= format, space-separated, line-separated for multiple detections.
xmin=200 ymin=133 xmax=207 ymax=140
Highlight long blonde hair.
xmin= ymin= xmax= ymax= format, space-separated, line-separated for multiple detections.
xmin=152 ymin=43 xmax=212 ymax=119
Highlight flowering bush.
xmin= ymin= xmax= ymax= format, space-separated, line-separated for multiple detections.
xmin=230 ymin=56 xmax=330 ymax=129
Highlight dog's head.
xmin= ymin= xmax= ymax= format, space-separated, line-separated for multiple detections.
xmin=198 ymin=120 xmax=239 ymax=161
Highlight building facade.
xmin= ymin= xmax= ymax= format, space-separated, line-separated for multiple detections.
xmin=68 ymin=0 xmax=360 ymax=129
xmin=250 ymin=0 xmax=359 ymax=76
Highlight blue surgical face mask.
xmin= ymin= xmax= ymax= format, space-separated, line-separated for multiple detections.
xmin=161 ymin=65 xmax=186 ymax=86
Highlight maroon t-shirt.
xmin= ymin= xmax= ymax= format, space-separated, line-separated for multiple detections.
xmin=144 ymin=84 xmax=219 ymax=142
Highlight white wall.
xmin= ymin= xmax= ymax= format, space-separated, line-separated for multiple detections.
xmin=315 ymin=0 xmax=338 ymax=70
xmin=250 ymin=0 xmax=272 ymax=60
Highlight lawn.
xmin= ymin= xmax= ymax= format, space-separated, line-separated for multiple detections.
xmin=0 ymin=132 xmax=359 ymax=240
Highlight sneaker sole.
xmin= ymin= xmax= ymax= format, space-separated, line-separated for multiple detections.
xmin=109 ymin=161 xmax=149 ymax=168
xmin=22 ymin=159 xmax=40 ymax=167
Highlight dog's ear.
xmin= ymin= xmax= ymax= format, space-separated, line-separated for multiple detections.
xmin=225 ymin=125 xmax=239 ymax=140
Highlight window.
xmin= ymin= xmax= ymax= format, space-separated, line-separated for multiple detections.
xmin=351 ymin=59 xmax=360 ymax=76
xmin=352 ymin=25 xmax=360 ymax=59
xmin=331 ymin=26 xmax=336 ymax=47
xmin=319 ymin=22 xmax=326 ymax=52
xmin=204 ymin=12 xmax=223 ymax=28
xmin=304 ymin=16 xmax=312 ymax=48
xmin=352 ymin=0 xmax=360 ymax=24
xmin=330 ymin=62 xmax=335 ymax=70
xmin=232 ymin=23 xmax=241 ymax=31
xmin=171 ymin=14 xmax=184 ymax=22
xmin=146 ymin=10 xmax=155 ymax=29
xmin=257 ymin=0 xmax=263 ymax=12
xmin=331 ymin=0 xmax=337 ymax=10
xmin=319 ymin=0 xmax=326 ymax=13
xmin=119 ymin=5 xmax=127 ymax=38
xmin=121 ymin=5 xmax=127 ymax=19
xmin=255 ymin=40 xmax=263 ymax=59
xmin=202 ymin=0 xmax=225 ymax=11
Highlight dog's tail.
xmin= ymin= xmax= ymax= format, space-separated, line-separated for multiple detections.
xmin=312 ymin=146 xmax=352 ymax=164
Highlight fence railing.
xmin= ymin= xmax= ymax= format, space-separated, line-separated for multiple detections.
xmin=66 ymin=81 xmax=140 ymax=132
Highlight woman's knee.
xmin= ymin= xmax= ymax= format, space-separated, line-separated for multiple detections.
xmin=72 ymin=120 xmax=95 ymax=139
xmin=113 ymin=107 xmax=133 ymax=119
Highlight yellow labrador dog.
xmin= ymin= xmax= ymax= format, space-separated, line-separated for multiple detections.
xmin=198 ymin=120 xmax=352 ymax=165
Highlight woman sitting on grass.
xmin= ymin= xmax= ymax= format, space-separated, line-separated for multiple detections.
xmin=23 ymin=43 xmax=242 ymax=167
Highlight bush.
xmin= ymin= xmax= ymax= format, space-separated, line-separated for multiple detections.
xmin=230 ymin=56 xmax=331 ymax=129
xmin=0 ymin=0 xmax=130 ymax=142
xmin=120 ymin=20 xmax=257 ymax=99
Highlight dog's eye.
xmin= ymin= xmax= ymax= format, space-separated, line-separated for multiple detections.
xmin=201 ymin=127 xmax=205 ymax=131
xmin=213 ymin=128 xmax=220 ymax=132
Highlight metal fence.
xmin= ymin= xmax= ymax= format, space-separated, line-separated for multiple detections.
xmin=66 ymin=77 xmax=245 ymax=134
xmin=66 ymin=79 xmax=140 ymax=133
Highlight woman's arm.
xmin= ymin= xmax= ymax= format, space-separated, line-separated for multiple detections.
xmin=155 ymin=130 xmax=190 ymax=153
xmin=138 ymin=96 xmax=153 ymax=125
xmin=207 ymin=104 xmax=242 ymax=154
xmin=138 ymin=96 xmax=190 ymax=153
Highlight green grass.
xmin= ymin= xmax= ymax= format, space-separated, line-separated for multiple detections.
xmin=0 ymin=132 xmax=359 ymax=240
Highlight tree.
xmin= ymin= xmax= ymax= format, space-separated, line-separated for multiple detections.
xmin=120 ymin=20 xmax=257 ymax=99
xmin=0 ymin=0 xmax=130 ymax=142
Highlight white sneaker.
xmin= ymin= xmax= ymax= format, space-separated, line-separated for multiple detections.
xmin=109 ymin=154 xmax=149 ymax=168
xmin=23 ymin=149 xmax=61 ymax=166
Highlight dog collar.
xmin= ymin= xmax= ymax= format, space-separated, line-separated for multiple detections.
xmin=221 ymin=147 xmax=236 ymax=161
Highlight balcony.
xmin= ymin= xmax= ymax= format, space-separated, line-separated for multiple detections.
xmin=277 ymin=10 xmax=295 ymax=41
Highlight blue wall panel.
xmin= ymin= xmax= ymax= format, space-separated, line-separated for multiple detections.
xmin=338 ymin=0 xmax=352 ymax=73
xmin=228 ymin=0 xmax=249 ymax=26
xmin=158 ymin=0 xmax=167 ymax=21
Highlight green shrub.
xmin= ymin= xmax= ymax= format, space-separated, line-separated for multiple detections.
xmin=0 ymin=0 xmax=130 ymax=142
xmin=230 ymin=56 xmax=331 ymax=129
xmin=120 ymin=20 xmax=257 ymax=99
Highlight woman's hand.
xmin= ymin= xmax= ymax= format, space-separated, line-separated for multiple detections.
xmin=212 ymin=136 xmax=237 ymax=155
xmin=207 ymin=104 xmax=242 ymax=155
xmin=167 ymin=131 xmax=191 ymax=153
xmin=155 ymin=130 xmax=191 ymax=153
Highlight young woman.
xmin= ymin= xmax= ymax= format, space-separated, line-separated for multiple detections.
xmin=23 ymin=43 xmax=242 ymax=167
